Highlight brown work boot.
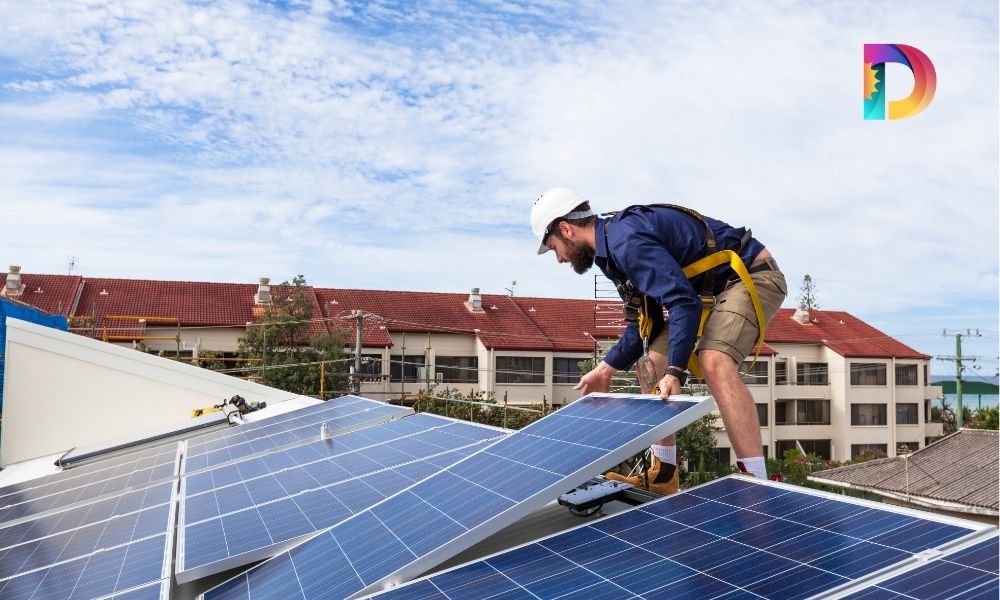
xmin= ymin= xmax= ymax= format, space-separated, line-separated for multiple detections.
xmin=605 ymin=457 xmax=679 ymax=495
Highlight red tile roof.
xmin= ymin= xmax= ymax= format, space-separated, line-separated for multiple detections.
xmin=0 ymin=274 xmax=81 ymax=316
xmin=0 ymin=272 xmax=929 ymax=359
xmin=765 ymin=308 xmax=929 ymax=359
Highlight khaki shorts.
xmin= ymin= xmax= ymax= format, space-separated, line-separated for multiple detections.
xmin=649 ymin=262 xmax=787 ymax=365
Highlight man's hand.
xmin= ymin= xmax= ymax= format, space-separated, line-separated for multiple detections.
xmin=657 ymin=372 xmax=682 ymax=399
xmin=575 ymin=361 xmax=616 ymax=395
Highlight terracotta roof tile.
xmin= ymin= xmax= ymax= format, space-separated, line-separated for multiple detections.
xmin=0 ymin=274 xmax=81 ymax=316
xmin=765 ymin=308 xmax=929 ymax=359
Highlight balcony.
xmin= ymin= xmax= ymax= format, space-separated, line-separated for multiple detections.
xmin=774 ymin=384 xmax=831 ymax=400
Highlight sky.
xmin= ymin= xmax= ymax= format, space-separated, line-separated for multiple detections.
xmin=0 ymin=0 xmax=997 ymax=375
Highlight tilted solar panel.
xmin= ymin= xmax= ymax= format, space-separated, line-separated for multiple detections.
xmin=363 ymin=476 xmax=993 ymax=600
xmin=199 ymin=393 xmax=715 ymax=600
xmin=837 ymin=532 xmax=999 ymax=600
xmin=0 ymin=478 xmax=177 ymax=600
xmin=183 ymin=400 xmax=412 ymax=474
xmin=0 ymin=445 xmax=181 ymax=527
xmin=176 ymin=413 xmax=508 ymax=582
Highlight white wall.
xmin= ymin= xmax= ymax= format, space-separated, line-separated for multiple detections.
xmin=1 ymin=318 xmax=302 ymax=466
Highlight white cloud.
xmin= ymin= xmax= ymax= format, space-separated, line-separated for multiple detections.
xmin=0 ymin=0 xmax=995 ymax=365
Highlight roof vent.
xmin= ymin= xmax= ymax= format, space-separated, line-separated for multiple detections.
xmin=255 ymin=277 xmax=272 ymax=304
xmin=34 ymin=286 xmax=43 ymax=293
xmin=465 ymin=288 xmax=484 ymax=313
xmin=529 ymin=307 xmax=536 ymax=312
xmin=792 ymin=307 xmax=810 ymax=324
xmin=490 ymin=305 xmax=498 ymax=310
xmin=5 ymin=265 xmax=22 ymax=295
xmin=99 ymin=289 xmax=108 ymax=296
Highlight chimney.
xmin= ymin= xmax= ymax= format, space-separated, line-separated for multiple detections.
xmin=465 ymin=287 xmax=484 ymax=313
xmin=793 ymin=306 xmax=810 ymax=324
xmin=5 ymin=265 xmax=22 ymax=295
xmin=255 ymin=277 xmax=272 ymax=304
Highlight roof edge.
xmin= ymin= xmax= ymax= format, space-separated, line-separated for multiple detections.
xmin=807 ymin=476 xmax=1000 ymax=516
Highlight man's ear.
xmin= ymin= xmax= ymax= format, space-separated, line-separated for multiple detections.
xmin=559 ymin=220 xmax=574 ymax=239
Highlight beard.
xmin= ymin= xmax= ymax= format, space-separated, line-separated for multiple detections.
xmin=564 ymin=237 xmax=595 ymax=274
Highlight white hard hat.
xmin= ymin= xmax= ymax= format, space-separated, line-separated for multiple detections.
xmin=530 ymin=188 xmax=594 ymax=254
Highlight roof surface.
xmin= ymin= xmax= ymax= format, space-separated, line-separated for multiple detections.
xmin=1 ymin=272 xmax=931 ymax=358
xmin=810 ymin=429 xmax=999 ymax=513
xmin=766 ymin=308 xmax=930 ymax=359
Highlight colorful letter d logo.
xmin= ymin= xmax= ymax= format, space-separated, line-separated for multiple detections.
xmin=864 ymin=44 xmax=936 ymax=120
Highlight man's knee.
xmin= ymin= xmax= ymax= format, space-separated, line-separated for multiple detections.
xmin=699 ymin=349 xmax=739 ymax=378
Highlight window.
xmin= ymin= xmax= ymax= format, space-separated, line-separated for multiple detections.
xmin=741 ymin=361 xmax=768 ymax=385
xmin=775 ymin=361 xmax=787 ymax=385
xmin=851 ymin=403 xmax=888 ymax=426
xmin=774 ymin=401 xmax=788 ymax=425
xmin=756 ymin=403 xmax=768 ymax=427
xmin=895 ymin=364 xmax=918 ymax=386
xmin=796 ymin=400 xmax=831 ymax=425
xmin=553 ymin=357 xmax=584 ymax=384
xmin=357 ymin=354 xmax=383 ymax=376
xmin=923 ymin=363 xmax=928 ymax=386
xmin=708 ymin=447 xmax=731 ymax=469
xmin=896 ymin=403 xmax=919 ymax=425
xmin=390 ymin=355 xmax=425 ymax=382
xmin=496 ymin=356 xmax=545 ymax=384
xmin=851 ymin=363 xmax=887 ymax=386
xmin=851 ymin=444 xmax=888 ymax=458
xmin=897 ymin=442 xmax=919 ymax=454
xmin=435 ymin=356 xmax=478 ymax=383
xmin=777 ymin=439 xmax=831 ymax=460
xmin=797 ymin=363 xmax=829 ymax=385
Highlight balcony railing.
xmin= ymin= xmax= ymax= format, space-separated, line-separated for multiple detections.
xmin=774 ymin=384 xmax=831 ymax=399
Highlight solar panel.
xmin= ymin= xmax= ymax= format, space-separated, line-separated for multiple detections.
xmin=0 ymin=480 xmax=174 ymax=554
xmin=183 ymin=398 xmax=412 ymax=474
xmin=838 ymin=532 xmax=999 ymax=599
xmin=199 ymin=393 xmax=715 ymax=600
xmin=176 ymin=413 xmax=507 ymax=582
xmin=0 ymin=444 xmax=181 ymax=527
xmin=0 ymin=443 xmax=179 ymax=503
xmin=361 ymin=476 xmax=993 ymax=600
xmin=0 ymin=477 xmax=176 ymax=600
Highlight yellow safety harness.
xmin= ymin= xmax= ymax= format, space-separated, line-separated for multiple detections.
xmin=607 ymin=205 xmax=767 ymax=392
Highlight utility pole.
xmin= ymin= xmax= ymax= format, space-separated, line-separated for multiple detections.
xmin=340 ymin=310 xmax=379 ymax=394
xmin=936 ymin=329 xmax=981 ymax=430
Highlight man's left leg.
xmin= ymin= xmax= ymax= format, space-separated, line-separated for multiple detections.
xmin=699 ymin=349 xmax=767 ymax=479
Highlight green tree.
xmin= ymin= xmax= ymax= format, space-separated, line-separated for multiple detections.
xmin=797 ymin=274 xmax=820 ymax=310
xmin=970 ymin=406 xmax=999 ymax=430
xmin=238 ymin=275 xmax=348 ymax=397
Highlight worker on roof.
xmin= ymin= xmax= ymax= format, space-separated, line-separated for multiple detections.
xmin=531 ymin=188 xmax=786 ymax=492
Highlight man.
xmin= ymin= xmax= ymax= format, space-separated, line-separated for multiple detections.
xmin=531 ymin=188 xmax=787 ymax=492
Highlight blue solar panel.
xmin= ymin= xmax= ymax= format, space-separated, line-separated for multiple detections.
xmin=183 ymin=398 xmax=412 ymax=474
xmin=0 ymin=445 xmax=180 ymax=526
xmin=0 ymin=480 xmax=173 ymax=558
xmin=200 ymin=393 xmax=714 ymax=600
xmin=0 ymin=533 xmax=170 ymax=600
xmin=841 ymin=533 xmax=999 ymax=600
xmin=0 ymin=443 xmax=179 ymax=505
xmin=177 ymin=413 xmax=506 ymax=582
xmin=365 ymin=476 xmax=992 ymax=600
xmin=0 ymin=477 xmax=175 ymax=600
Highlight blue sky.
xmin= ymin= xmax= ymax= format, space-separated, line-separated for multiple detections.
xmin=0 ymin=0 xmax=996 ymax=375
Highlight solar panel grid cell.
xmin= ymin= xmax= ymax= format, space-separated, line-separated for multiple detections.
xmin=177 ymin=415 xmax=508 ymax=582
xmin=200 ymin=394 xmax=715 ymax=600
xmin=364 ymin=477 xmax=989 ymax=600
xmin=0 ymin=447 xmax=180 ymax=527
xmin=840 ymin=534 xmax=999 ymax=600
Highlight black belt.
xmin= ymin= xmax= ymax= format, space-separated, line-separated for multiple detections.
xmin=748 ymin=257 xmax=779 ymax=274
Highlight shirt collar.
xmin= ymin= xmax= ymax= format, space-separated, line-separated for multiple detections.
xmin=594 ymin=217 xmax=610 ymax=261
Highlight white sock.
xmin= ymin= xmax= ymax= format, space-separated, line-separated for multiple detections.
xmin=650 ymin=444 xmax=676 ymax=465
xmin=737 ymin=456 xmax=767 ymax=479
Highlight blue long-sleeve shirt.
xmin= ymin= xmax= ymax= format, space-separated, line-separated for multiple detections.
xmin=596 ymin=205 xmax=764 ymax=371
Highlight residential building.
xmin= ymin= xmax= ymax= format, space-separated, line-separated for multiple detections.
xmin=0 ymin=267 xmax=942 ymax=462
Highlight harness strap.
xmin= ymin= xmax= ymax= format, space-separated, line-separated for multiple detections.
xmin=681 ymin=249 xmax=766 ymax=379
